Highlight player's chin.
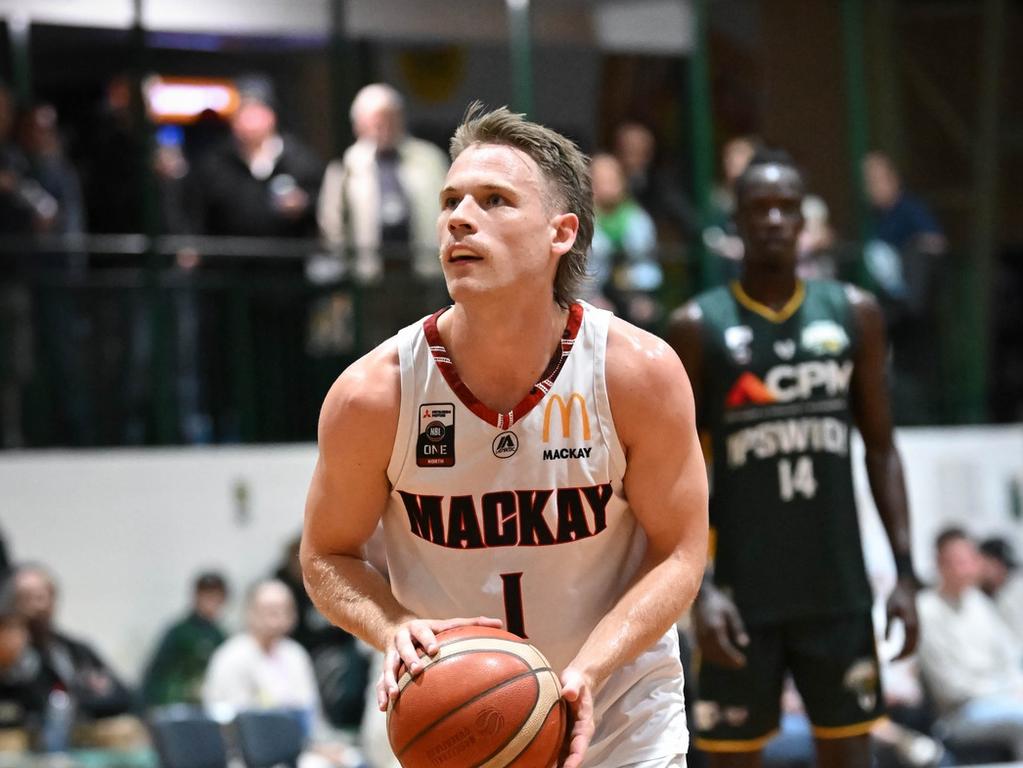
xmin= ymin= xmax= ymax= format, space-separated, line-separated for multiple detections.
xmin=444 ymin=275 xmax=491 ymax=302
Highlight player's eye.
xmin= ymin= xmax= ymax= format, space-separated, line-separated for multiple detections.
xmin=442 ymin=196 xmax=460 ymax=210
xmin=485 ymin=193 xmax=505 ymax=207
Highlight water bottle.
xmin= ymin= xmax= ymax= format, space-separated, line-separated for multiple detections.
xmin=40 ymin=688 xmax=75 ymax=753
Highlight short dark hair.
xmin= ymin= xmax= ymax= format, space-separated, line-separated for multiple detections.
xmin=979 ymin=537 xmax=1018 ymax=570
xmin=0 ymin=576 xmax=18 ymax=623
xmin=194 ymin=571 xmax=228 ymax=594
xmin=734 ymin=148 xmax=804 ymax=205
xmin=450 ymin=103 xmax=593 ymax=309
xmin=934 ymin=526 xmax=970 ymax=554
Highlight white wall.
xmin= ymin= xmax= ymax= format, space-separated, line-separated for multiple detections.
xmin=1 ymin=444 xmax=318 ymax=682
xmin=1 ymin=425 xmax=1021 ymax=685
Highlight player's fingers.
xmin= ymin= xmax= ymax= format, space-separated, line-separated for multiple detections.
xmin=376 ymin=670 xmax=389 ymax=711
xmin=726 ymin=606 xmax=750 ymax=647
xmin=395 ymin=628 xmax=427 ymax=674
xmin=382 ymin=647 xmax=402 ymax=704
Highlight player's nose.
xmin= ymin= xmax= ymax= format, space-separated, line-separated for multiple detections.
xmin=447 ymin=196 xmax=478 ymax=233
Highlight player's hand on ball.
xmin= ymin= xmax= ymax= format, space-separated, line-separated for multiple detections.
xmin=559 ymin=667 xmax=595 ymax=768
xmin=377 ymin=615 xmax=504 ymax=710
xmin=694 ymin=583 xmax=749 ymax=669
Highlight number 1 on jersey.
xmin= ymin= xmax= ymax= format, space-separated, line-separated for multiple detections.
xmin=500 ymin=572 xmax=527 ymax=638
xmin=778 ymin=456 xmax=818 ymax=501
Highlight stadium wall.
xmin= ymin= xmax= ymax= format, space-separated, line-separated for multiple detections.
xmin=1 ymin=427 xmax=1021 ymax=683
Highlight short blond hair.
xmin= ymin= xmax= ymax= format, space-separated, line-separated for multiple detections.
xmin=450 ymin=104 xmax=592 ymax=308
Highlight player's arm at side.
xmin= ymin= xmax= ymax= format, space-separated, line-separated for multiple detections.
xmin=570 ymin=318 xmax=709 ymax=687
xmin=666 ymin=303 xmax=750 ymax=669
xmin=847 ymin=285 xmax=919 ymax=658
xmin=300 ymin=342 xmax=412 ymax=651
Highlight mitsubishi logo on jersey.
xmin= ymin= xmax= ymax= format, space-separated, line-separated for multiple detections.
xmin=726 ymin=360 xmax=854 ymax=407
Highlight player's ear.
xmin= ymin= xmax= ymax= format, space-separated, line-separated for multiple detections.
xmin=550 ymin=212 xmax=579 ymax=258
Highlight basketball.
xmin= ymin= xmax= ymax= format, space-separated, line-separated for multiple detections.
xmin=386 ymin=626 xmax=566 ymax=768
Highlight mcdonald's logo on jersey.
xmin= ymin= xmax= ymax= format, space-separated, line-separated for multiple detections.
xmin=542 ymin=393 xmax=591 ymax=442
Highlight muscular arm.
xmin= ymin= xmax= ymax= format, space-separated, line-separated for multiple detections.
xmin=567 ymin=319 xmax=708 ymax=689
xmin=300 ymin=343 xmax=412 ymax=650
xmin=848 ymin=286 xmax=919 ymax=657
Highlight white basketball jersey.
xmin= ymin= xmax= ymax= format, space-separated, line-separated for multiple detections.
xmin=384 ymin=301 xmax=688 ymax=765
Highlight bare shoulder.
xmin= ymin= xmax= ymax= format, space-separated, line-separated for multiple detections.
xmin=842 ymin=283 xmax=885 ymax=337
xmin=606 ymin=317 xmax=694 ymax=442
xmin=318 ymin=338 xmax=401 ymax=454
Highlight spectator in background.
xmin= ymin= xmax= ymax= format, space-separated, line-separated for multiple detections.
xmin=862 ymin=152 xmax=945 ymax=256
xmin=318 ymin=83 xmax=448 ymax=282
xmin=16 ymin=103 xmax=85 ymax=239
xmin=141 ymin=572 xmax=228 ymax=708
xmin=274 ymin=537 xmax=368 ymax=730
xmin=13 ymin=564 xmax=136 ymax=749
xmin=917 ymin=528 xmax=1023 ymax=759
xmin=194 ymin=81 xmax=322 ymax=238
xmin=203 ymin=580 xmax=361 ymax=767
xmin=613 ymin=121 xmax=696 ymax=243
xmin=589 ymin=152 xmax=663 ymax=328
xmin=978 ymin=537 xmax=1023 ymax=643
xmin=0 ymin=575 xmax=46 ymax=751
xmin=703 ymin=135 xmax=760 ymax=267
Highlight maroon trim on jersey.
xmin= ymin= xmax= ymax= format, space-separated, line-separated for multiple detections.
xmin=423 ymin=303 xmax=584 ymax=429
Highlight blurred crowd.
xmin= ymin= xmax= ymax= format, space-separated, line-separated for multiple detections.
xmin=0 ymin=74 xmax=951 ymax=449
xmin=0 ymin=522 xmax=1020 ymax=766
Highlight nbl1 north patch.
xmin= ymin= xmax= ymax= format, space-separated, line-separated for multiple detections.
xmin=417 ymin=403 xmax=455 ymax=467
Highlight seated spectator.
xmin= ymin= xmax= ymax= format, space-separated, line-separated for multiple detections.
xmin=16 ymin=103 xmax=85 ymax=239
xmin=978 ymin=537 xmax=1023 ymax=643
xmin=194 ymin=79 xmax=323 ymax=238
xmin=0 ymin=576 xmax=45 ymax=751
xmin=142 ymin=571 xmax=228 ymax=708
xmin=917 ymin=528 xmax=1023 ymax=759
xmin=203 ymin=579 xmax=362 ymax=767
xmin=588 ymin=152 xmax=663 ymax=328
xmin=13 ymin=564 xmax=137 ymax=749
xmin=274 ymin=537 xmax=367 ymax=730
xmin=702 ymin=135 xmax=760 ymax=269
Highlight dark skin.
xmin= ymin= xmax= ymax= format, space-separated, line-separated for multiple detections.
xmin=667 ymin=164 xmax=919 ymax=768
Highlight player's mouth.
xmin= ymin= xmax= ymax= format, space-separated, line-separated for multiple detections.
xmin=445 ymin=245 xmax=484 ymax=263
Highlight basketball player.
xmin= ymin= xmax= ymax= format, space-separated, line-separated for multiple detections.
xmin=302 ymin=106 xmax=708 ymax=768
xmin=667 ymin=150 xmax=919 ymax=768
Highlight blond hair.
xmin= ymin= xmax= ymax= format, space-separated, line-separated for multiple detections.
xmin=450 ymin=104 xmax=592 ymax=308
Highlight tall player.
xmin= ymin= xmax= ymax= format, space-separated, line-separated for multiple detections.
xmin=302 ymin=105 xmax=708 ymax=768
xmin=668 ymin=149 xmax=919 ymax=768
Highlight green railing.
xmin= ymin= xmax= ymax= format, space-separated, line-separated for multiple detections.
xmin=0 ymin=235 xmax=975 ymax=449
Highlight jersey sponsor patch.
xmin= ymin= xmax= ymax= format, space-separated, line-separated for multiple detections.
xmin=724 ymin=325 xmax=754 ymax=364
xmin=417 ymin=402 xmax=455 ymax=467
xmin=492 ymin=431 xmax=519 ymax=458
xmin=801 ymin=320 xmax=850 ymax=355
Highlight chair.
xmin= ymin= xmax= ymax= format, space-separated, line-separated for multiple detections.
xmin=234 ymin=709 xmax=306 ymax=768
xmin=149 ymin=712 xmax=228 ymax=768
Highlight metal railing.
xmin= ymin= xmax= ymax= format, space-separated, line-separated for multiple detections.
xmin=0 ymin=234 xmax=968 ymax=449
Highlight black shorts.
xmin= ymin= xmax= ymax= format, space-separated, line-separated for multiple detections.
xmin=694 ymin=611 xmax=884 ymax=752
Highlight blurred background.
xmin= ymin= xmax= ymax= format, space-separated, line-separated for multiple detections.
xmin=0 ymin=0 xmax=1021 ymax=766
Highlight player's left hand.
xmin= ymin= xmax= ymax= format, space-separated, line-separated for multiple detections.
xmin=886 ymin=577 xmax=919 ymax=660
xmin=559 ymin=667 xmax=595 ymax=768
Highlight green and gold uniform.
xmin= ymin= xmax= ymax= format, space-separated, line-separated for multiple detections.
xmin=692 ymin=280 xmax=883 ymax=750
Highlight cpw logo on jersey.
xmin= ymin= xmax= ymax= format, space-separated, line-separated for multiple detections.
xmin=726 ymin=360 xmax=854 ymax=408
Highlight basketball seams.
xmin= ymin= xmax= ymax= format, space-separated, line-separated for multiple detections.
xmin=477 ymin=668 xmax=563 ymax=768
xmin=393 ymin=668 xmax=539 ymax=759
xmin=393 ymin=637 xmax=552 ymax=693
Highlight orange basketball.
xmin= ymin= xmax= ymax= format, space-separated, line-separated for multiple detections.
xmin=386 ymin=626 xmax=566 ymax=768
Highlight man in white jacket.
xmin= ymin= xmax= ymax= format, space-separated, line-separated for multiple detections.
xmin=318 ymin=83 xmax=448 ymax=283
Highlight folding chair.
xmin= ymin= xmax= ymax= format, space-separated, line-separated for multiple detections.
xmin=234 ymin=709 xmax=306 ymax=768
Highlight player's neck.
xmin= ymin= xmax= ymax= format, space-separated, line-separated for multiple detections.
xmin=439 ymin=297 xmax=569 ymax=412
xmin=738 ymin=267 xmax=800 ymax=311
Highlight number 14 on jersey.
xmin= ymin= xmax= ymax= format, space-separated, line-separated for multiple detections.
xmin=777 ymin=456 xmax=818 ymax=501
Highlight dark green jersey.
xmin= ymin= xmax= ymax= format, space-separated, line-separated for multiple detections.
xmin=695 ymin=279 xmax=872 ymax=624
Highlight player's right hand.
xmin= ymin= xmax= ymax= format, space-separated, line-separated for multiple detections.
xmin=694 ymin=584 xmax=749 ymax=669
xmin=377 ymin=615 xmax=504 ymax=710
